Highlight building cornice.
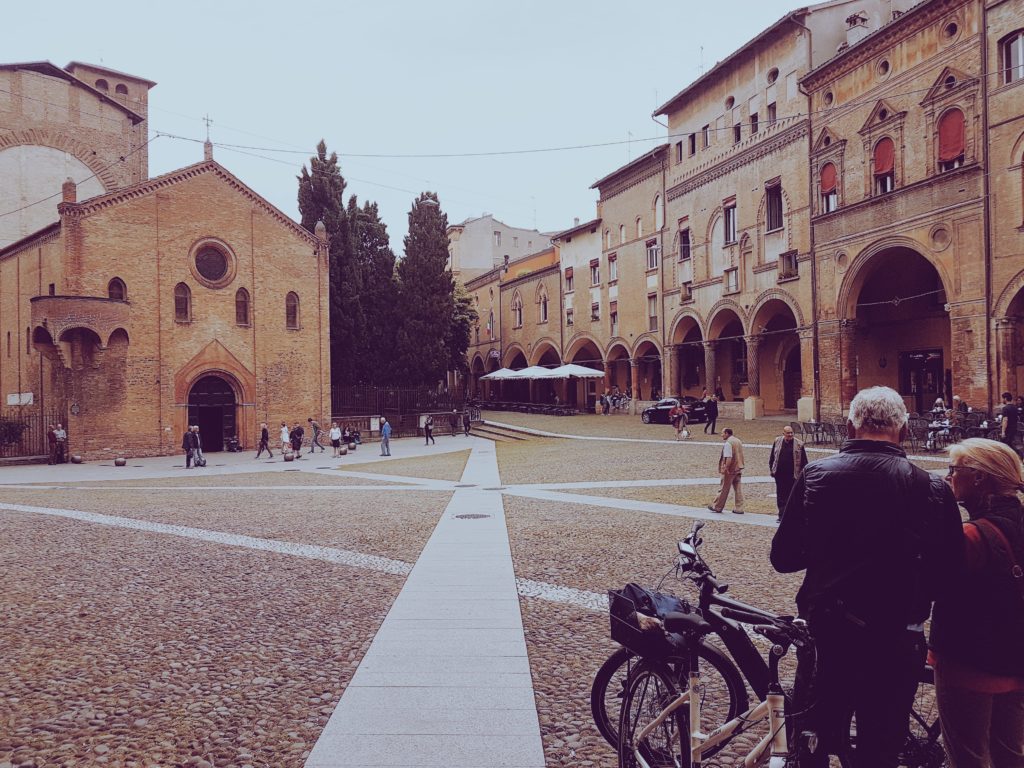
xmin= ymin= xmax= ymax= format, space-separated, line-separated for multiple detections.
xmin=667 ymin=120 xmax=808 ymax=201
xmin=801 ymin=0 xmax=964 ymax=91
xmin=0 ymin=221 xmax=60 ymax=260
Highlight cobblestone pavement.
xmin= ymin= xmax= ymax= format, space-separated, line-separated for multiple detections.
xmin=573 ymin=482 xmax=782 ymax=516
xmin=0 ymin=416 xmax=943 ymax=767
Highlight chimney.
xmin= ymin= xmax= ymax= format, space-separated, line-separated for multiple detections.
xmin=314 ymin=220 xmax=327 ymax=240
xmin=846 ymin=12 xmax=870 ymax=46
xmin=204 ymin=139 xmax=213 ymax=161
xmin=62 ymin=177 xmax=77 ymax=203
xmin=574 ymin=217 xmax=580 ymax=226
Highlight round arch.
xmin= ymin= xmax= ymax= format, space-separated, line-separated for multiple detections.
xmin=749 ymin=289 xmax=805 ymax=331
xmin=502 ymin=343 xmax=528 ymax=369
xmin=706 ymin=300 xmax=748 ymax=339
xmin=994 ymin=264 xmax=1024 ymax=318
xmin=529 ymin=338 xmax=561 ymax=367
xmin=633 ymin=337 xmax=664 ymax=400
xmin=836 ymin=241 xmax=952 ymax=414
xmin=837 ymin=236 xmax=952 ymax=320
xmin=187 ymin=373 xmax=240 ymax=453
xmin=563 ymin=332 xmax=606 ymax=365
xmin=669 ymin=309 xmax=706 ymax=343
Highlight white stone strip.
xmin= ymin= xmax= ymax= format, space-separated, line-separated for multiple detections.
xmin=501 ymin=487 xmax=781 ymax=528
xmin=483 ymin=420 xmax=947 ymax=462
xmin=331 ymin=470 xmax=458 ymax=488
xmin=306 ymin=442 xmax=546 ymax=768
xmin=515 ymin=578 xmax=608 ymax=612
xmin=1 ymin=484 xmax=434 ymax=492
xmin=0 ymin=502 xmax=412 ymax=575
xmin=512 ymin=475 xmax=774 ymax=491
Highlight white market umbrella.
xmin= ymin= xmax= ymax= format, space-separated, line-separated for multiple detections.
xmin=549 ymin=363 xmax=605 ymax=379
xmin=508 ymin=366 xmax=562 ymax=380
xmin=480 ymin=367 xmax=517 ymax=380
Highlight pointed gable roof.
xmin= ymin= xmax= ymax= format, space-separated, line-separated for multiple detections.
xmin=62 ymin=160 xmax=321 ymax=246
xmin=812 ymin=127 xmax=845 ymax=154
xmin=858 ymin=99 xmax=906 ymax=135
xmin=920 ymin=65 xmax=976 ymax=105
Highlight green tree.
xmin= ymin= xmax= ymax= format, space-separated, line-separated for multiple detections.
xmin=394 ymin=193 xmax=454 ymax=385
xmin=297 ymin=140 xmax=363 ymax=385
xmin=349 ymin=197 xmax=397 ymax=384
xmin=447 ymin=284 xmax=478 ymax=377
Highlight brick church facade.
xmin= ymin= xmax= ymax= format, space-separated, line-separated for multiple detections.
xmin=0 ymin=61 xmax=329 ymax=459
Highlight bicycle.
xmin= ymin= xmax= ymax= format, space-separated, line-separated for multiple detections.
xmin=593 ymin=522 xmax=948 ymax=767
xmin=613 ymin=586 xmax=825 ymax=767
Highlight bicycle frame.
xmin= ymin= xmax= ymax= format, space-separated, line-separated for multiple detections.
xmin=629 ymin=674 xmax=789 ymax=768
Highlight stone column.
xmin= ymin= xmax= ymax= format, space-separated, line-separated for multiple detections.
xmin=797 ymin=327 xmax=816 ymax=421
xmin=703 ymin=341 xmax=717 ymax=396
xmin=630 ymin=358 xmax=640 ymax=404
xmin=996 ymin=318 xmax=1019 ymax=400
xmin=663 ymin=345 xmax=675 ymax=397
xmin=839 ymin=320 xmax=859 ymax=413
xmin=743 ymin=335 xmax=763 ymax=419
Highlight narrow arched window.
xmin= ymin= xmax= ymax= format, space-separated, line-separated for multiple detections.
xmin=286 ymin=292 xmax=300 ymax=329
xmin=174 ymin=283 xmax=191 ymax=322
xmin=115 ymin=83 xmax=128 ymax=96
xmin=873 ymin=137 xmax=896 ymax=194
xmin=107 ymin=277 xmax=126 ymax=301
xmin=511 ymin=292 xmax=523 ymax=328
xmin=235 ymin=288 xmax=250 ymax=326
xmin=95 ymin=79 xmax=109 ymax=92
xmin=636 ymin=217 xmax=643 ymax=239
xmin=820 ymin=163 xmax=838 ymax=213
xmin=654 ymin=195 xmax=664 ymax=230
xmin=619 ymin=224 xmax=626 ymax=244
xmin=937 ymin=108 xmax=965 ymax=172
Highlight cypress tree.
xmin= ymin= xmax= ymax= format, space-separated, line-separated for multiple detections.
xmin=394 ymin=193 xmax=454 ymax=386
xmin=297 ymin=141 xmax=363 ymax=387
xmin=350 ymin=198 xmax=397 ymax=384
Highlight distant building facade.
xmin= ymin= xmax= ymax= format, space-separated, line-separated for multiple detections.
xmin=462 ymin=0 xmax=1024 ymax=418
xmin=447 ymin=214 xmax=550 ymax=283
xmin=0 ymin=62 xmax=329 ymax=459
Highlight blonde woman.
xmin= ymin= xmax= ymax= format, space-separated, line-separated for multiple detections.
xmin=931 ymin=438 xmax=1024 ymax=767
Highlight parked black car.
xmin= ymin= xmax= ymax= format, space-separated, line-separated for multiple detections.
xmin=640 ymin=397 xmax=708 ymax=425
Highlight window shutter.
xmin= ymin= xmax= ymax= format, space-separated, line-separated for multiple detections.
xmin=820 ymin=163 xmax=837 ymax=194
xmin=564 ymin=267 xmax=573 ymax=279
xmin=610 ymin=301 xmax=618 ymax=313
xmin=874 ymin=137 xmax=895 ymax=175
xmin=938 ymin=109 xmax=965 ymax=162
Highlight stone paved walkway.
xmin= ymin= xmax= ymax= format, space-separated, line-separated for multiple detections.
xmin=305 ymin=441 xmax=546 ymax=768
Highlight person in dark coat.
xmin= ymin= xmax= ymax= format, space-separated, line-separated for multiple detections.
xmin=255 ymin=422 xmax=273 ymax=458
xmin=462 ymin=410 xmax=471 ymax=436
xmin=768 ymin=425 xmax=808 ymax=522
xmin=290 ymin=422 xmax=305 ymax=457
xmin=771 ymin=386 xmax=964 ymax=768
xmin=47 ymin=425 xmax=58 ymax=465
xmin=703 ymin=395 xmax=719 ymax=434
xmin=182 ymin=427 xmax=198 ymax=468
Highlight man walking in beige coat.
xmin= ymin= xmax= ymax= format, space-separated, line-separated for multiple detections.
xmin=708 ymin=428 xmax=744 ymax=514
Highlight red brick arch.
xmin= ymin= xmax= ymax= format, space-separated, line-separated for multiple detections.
xmin=174 ymin=341 xmax=257 ymax=448
xmin=0 ymin=129 xmax=120 ymax=191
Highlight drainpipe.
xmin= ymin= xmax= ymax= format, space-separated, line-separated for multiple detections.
xmin=980 ymin=0 xmax=994 ymax=414
xmin=793 ymin=11 xmax=821 ymax=419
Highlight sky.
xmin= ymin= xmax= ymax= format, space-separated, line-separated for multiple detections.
xmin=6 ymin=0 xmax=797 ymax=249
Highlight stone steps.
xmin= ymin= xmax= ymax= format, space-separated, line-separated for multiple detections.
xmin=471 ymin=424 xmax=529 ymax=443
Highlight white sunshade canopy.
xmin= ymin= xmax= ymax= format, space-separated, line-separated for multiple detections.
xmin=549 ymin=363 xmax=605 ymax=379
xmin=479 ymin=367 xmax=518 ymax=380
xmin=507 ymin=365 xmax=562 ymax=379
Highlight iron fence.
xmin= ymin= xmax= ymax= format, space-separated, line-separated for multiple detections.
xmin=331 ymin=385 xmax=467 ymax=417
xmin=0 ymin=409 xmax=68 ymax=459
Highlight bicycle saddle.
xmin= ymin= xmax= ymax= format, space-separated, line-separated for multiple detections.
xmin=663 ymin=611 xmax=714 ymax=637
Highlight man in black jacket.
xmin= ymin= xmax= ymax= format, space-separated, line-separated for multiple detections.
xmin=181 ymin=427 xmax=197 ymax=469
xmin=255 ymin=422 xmax=273 ymax=459
xmin=703 ymin=395 xmax=719 ymax=434
xmin=771 ymin=386 xmax=964 ymax=768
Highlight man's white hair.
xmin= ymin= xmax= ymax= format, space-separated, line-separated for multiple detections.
xmin=848 ymin=386 xmax=908 ymax=432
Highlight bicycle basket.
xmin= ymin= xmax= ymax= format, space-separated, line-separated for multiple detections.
xmin=608 ymin=583 xmax=692 ymax=660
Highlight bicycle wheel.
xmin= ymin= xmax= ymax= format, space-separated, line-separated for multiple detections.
xmin=592 ymin=642 xmax=747 ymax=754
xmin=842 ymin=682 xmax=948 ymax=768
xmin=618 ymin=661 xmax=687 ymax=768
